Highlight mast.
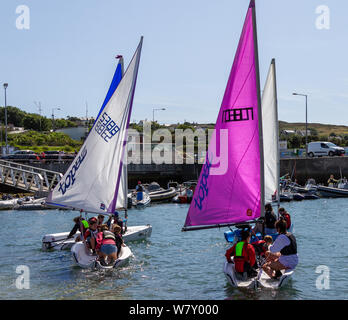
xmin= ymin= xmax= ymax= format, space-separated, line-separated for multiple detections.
xmin=111 ymin=36 xmax=143 ymax=213
xmin=252 ymin=0 xmax=265 ymax=219
xmin=272 ymin=59 xmax=281 ymax=214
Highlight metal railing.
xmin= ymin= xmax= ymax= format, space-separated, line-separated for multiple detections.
xmin=0 ymin=160 xmax=63 ymax=192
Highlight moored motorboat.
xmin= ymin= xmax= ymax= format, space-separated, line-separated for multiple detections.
xmin=131 ymin=191 xmax=151 ymax=207
xmin=302 ymin=193 xmax=320 ymax=200
xmin=279 ymin=194 xmax=291 ymax=202
xmin=146 ymin=182 xmax=177 ymax=202
xmin=14 ymin=197 xmax=48 ymax=210
xmin=317 ymin=185 xmax=348 ymax=198
xmin=291 ymin=179 xmax=318 ymax=194
xmin=316 ymin=178 xmax=348 ymax=198
xmin=176 ymin=181 xmax=196 ymax=204
xmin=292 ymin=193 xmax=305 ymax=201
xmin=0 ymin=198 xmax=19 ymax=210
xmin=172 ymin=188 xmax=194 ymax=204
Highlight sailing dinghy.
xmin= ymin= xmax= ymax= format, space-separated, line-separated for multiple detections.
xmin=45 ymin=38 xmax=144 ymax=269
xmin=183 ymin=0 xmax=264 ymax=289
xmin=256 ymin=59 xmax=296 ymax=288
xmin=224 ymin=56 xmax=295 ymax=289
xmin=42 ymin=40 xmax=152 ymax=254
xmin=183 ymin=0 xmax=293 ymax=289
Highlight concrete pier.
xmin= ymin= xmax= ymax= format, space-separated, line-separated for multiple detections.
xmin=25 ymin=156 xmax=348 ymax=188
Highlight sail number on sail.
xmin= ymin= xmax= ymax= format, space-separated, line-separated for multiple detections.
xmin=193 ymin=153 xmax=213 ymax=210
xmin=58 ymin=147 xmax=87 ymax=195
xmin=95 ymin=112 xmax=120 ymax=142
xmin=222 ymin=107 xmax=254 ymax=123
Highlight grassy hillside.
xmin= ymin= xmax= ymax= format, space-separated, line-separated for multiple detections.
xmin=279 ymin=121 xmax=348 ymax=137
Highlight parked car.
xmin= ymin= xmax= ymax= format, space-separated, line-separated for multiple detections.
xmin=40 ymin=151 xmax=75 ymax=162
xmin=307 ymin=142 xmax=345 ymax=157
xmin=40 ymin=151 xmax=60 ymax=161
xmin=2 ymin=150 xmax=39 ymax=162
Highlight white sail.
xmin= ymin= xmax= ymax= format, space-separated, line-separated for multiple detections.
xmin=262 ymin=59 xmax=280 ymax=204
xmin=115 ymin=58 xmax=128 ymax=211
xmin=116 ymin=152 xmax=128 ymax=210
xmin=47 ymin=38 xmax=143 ymax=214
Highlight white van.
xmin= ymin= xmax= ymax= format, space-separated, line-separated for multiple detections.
xmin=307 ymin=141 xmax=345 ymax=157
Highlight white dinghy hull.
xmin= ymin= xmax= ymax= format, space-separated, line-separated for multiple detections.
xmin=71 ymin=242 xmax=132 ymax=270
xmin=256 ymin=269 xmax=294 ymax=289
xmin=223 ymin=261 xmax=257 ymax=289
xmin=42 ymin=224 xmax=152 ymax=251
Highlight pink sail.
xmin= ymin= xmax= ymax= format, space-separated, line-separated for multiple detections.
xmin=184 ymin=0 xmax=263 ymax=229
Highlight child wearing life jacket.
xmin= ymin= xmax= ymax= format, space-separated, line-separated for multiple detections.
xmin=278 ymin=207 xmax=291 ymax=230
xmin=84 ymin=217 xmax=98 ymax=252
xmin=68 ymin=216 xmax=88 ymax=241
xmin=112 ymin=224 xmax=124 ymax=258
xmin=252 ymin=235 xmax=273 ymax=257
xmin=96 ymin=224 xmax=118 ymax=266
xmin=97 ymin=214 xmax=105 ymax=231
xmin=225 ymin=230 xmax=258 ymax=277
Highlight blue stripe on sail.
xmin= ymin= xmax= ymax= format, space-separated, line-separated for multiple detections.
xmin=96 ymin=61 xmax=123 ymax=119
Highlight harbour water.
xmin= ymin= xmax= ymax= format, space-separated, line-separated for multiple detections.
xmin=0 ymin=198 xmax=347 ymax=300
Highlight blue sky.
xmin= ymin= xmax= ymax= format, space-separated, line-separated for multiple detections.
xmin=0 ymin=0 xmax=347 ymax=125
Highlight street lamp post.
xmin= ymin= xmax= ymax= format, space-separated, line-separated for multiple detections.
xmin=3 ymin=83 xmax=8 ymax=154
xmin=52 ymin=107 xmax=61 ymax=132
xmin=293 ymin=93 xmax=308 ymax=157
xmin=152 ymin=108 xmax=166 ymax=124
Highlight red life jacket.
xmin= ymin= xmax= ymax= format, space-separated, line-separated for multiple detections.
xmin=282 ymin=213 xmax=291 ymax=229
xmin=233 ymin=241 xmax=249 ymax=273
xmin=252 ymin=240 xmax=267 ymax=256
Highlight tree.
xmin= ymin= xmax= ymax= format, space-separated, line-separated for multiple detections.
xmin=288 ymin=135 xmax=301 ymax=148
xmin=319 ymin=135 xmax=328 ymax=141
xmin=309 ymin=128 xmax=318 ymax=137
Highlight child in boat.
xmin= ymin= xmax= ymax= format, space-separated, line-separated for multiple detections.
xmin=252 ymin=235 xmax=273 ymax=258
xmin=107 ymin=212 xmax=124 ymax=234
xmin=97 ymin=214 xmax=105 ymax=230
xmin=84 ymin=218 xmax=98 ymax=252
xmin=264 ymin=203 xmax=277 ymax=235
xmin=67 ymin=216 xmax=88 ymax=241
xmin=96 ymin=224 xmax=118 ymax=266
xmin=225 ymin=229 xmax=258 ymax=278
xmin=112 ymin=224 xmax=125 ymax=258
xmin=262 ymin=219 xmax=298 ymax=280
xmin=278 ymin=207 xmax=291 ymax=230
xmin=251 ymin=218 xmax=264 ymax=237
